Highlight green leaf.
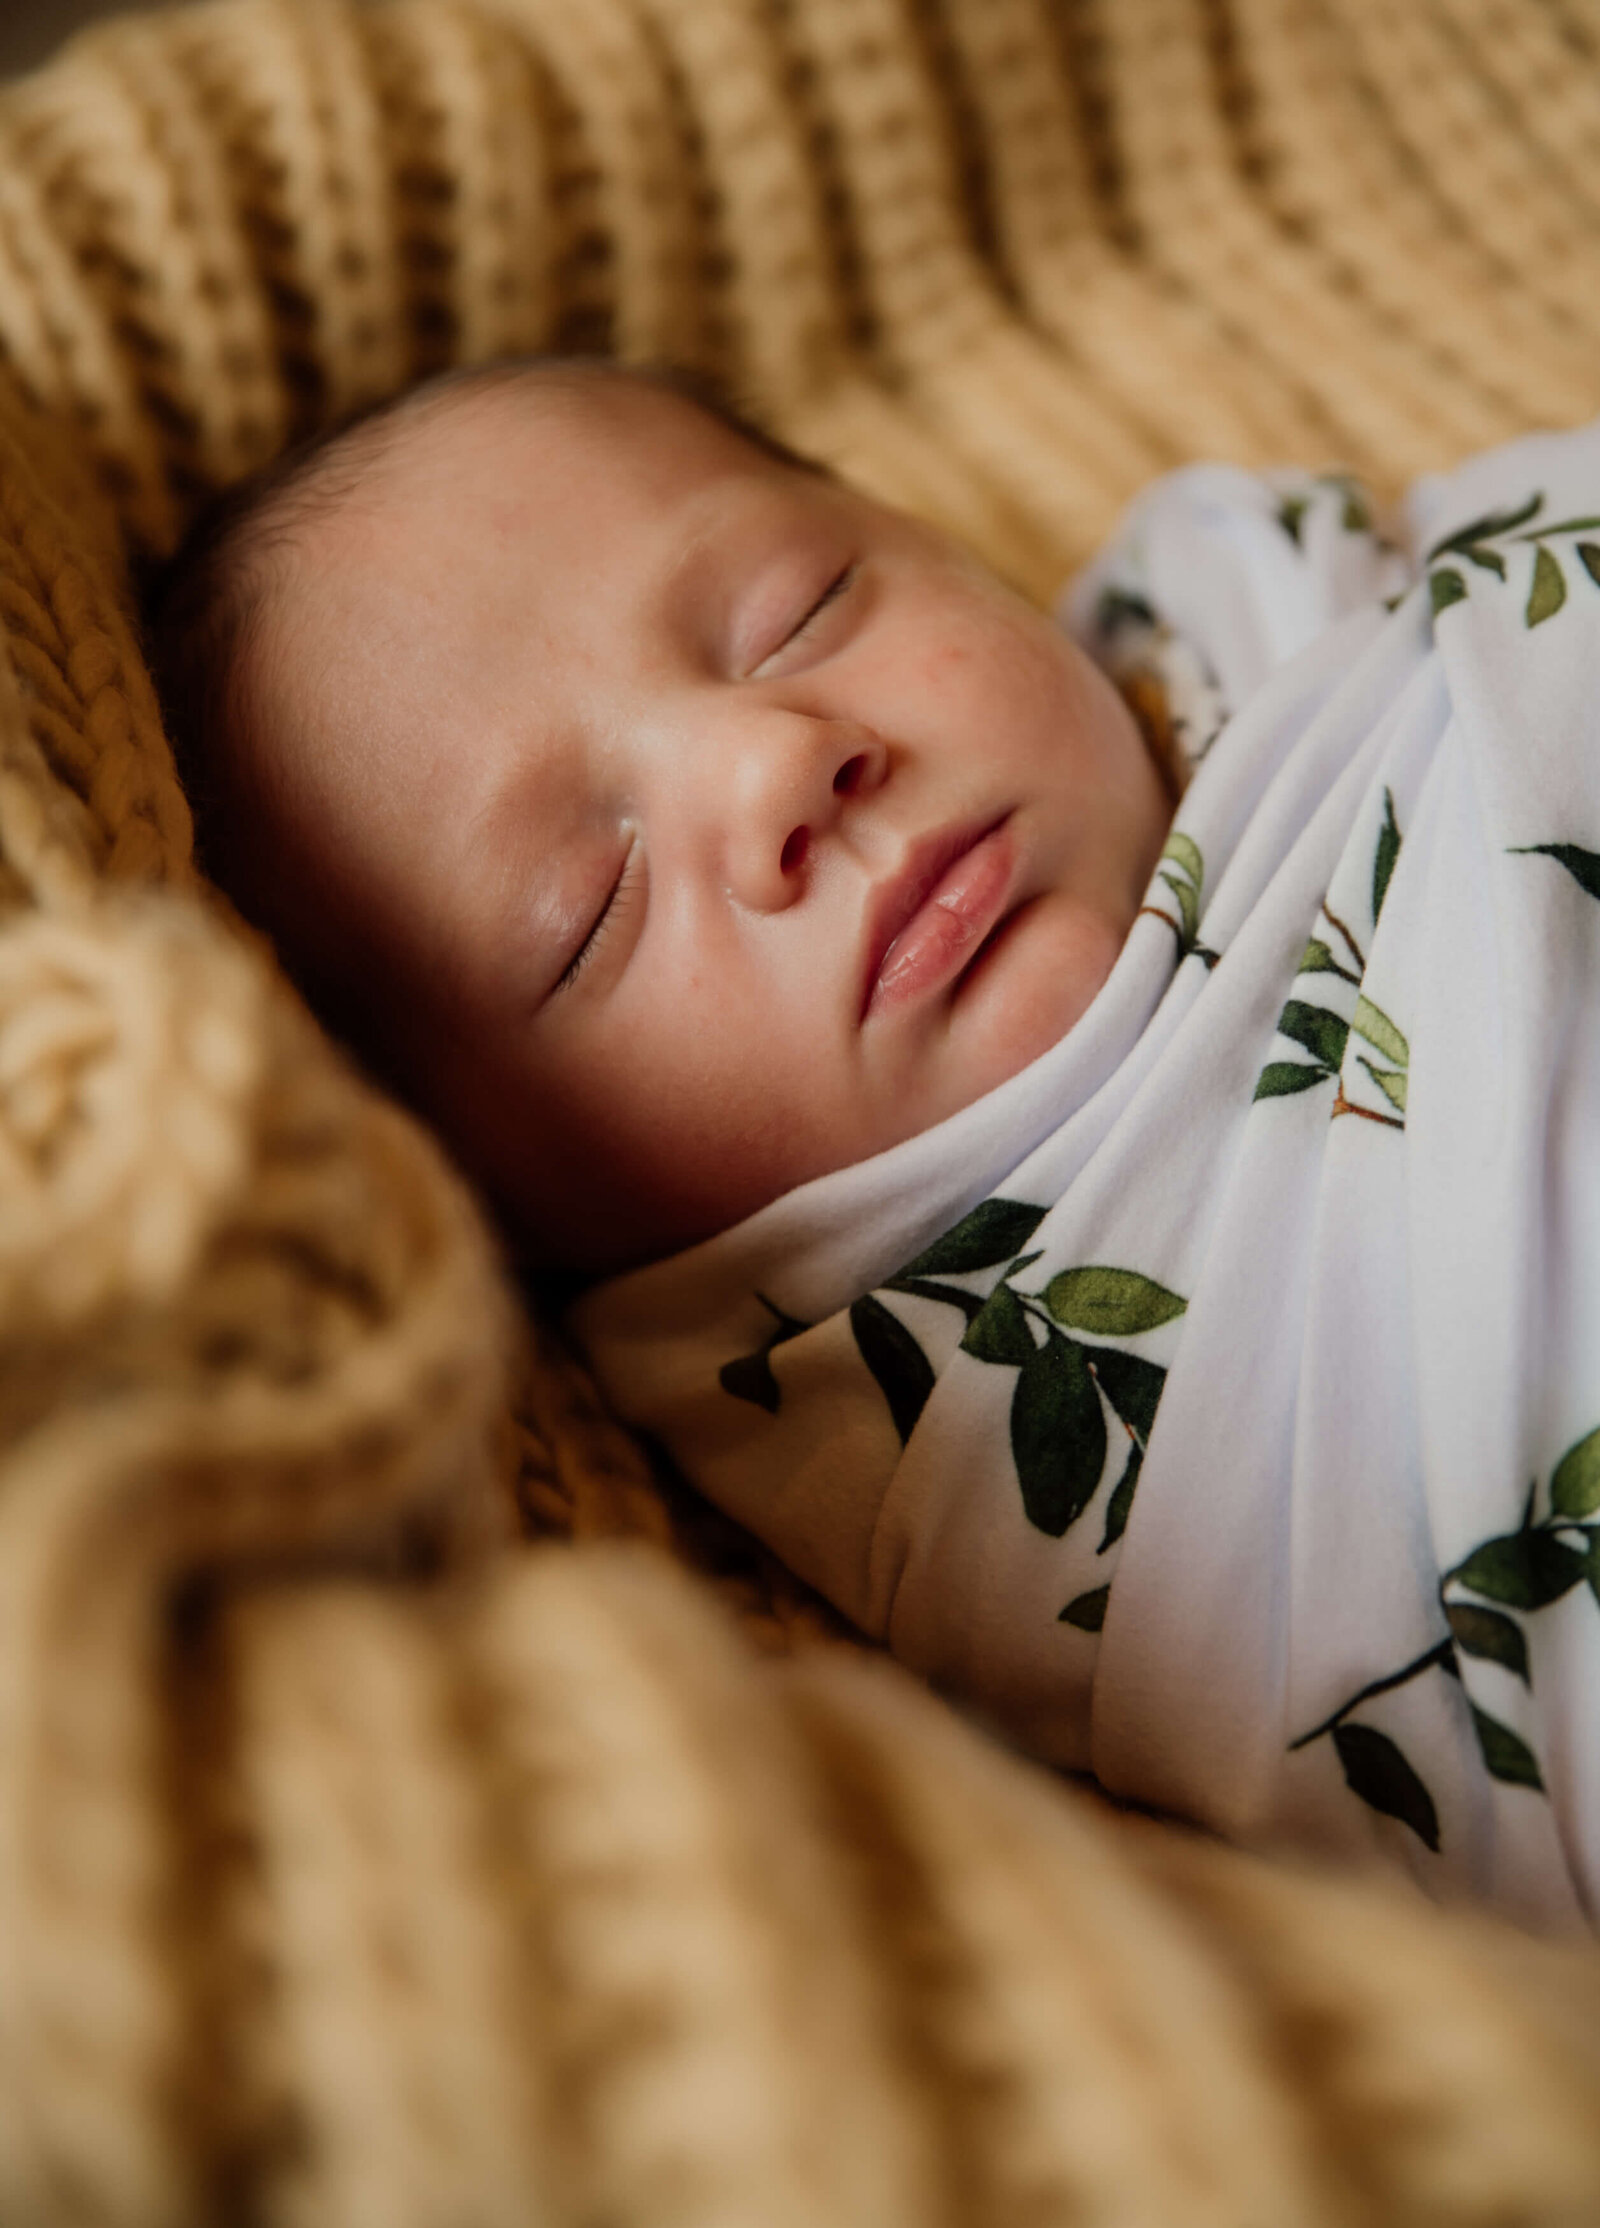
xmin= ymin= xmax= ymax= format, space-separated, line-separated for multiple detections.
xmin=886 ymin=1274 xmax=984 ymax=1321
xmin=1526 ymin=543 xmax=1566 ymax=626
xmin=1461 ymin=543 xmax=1506 ymax=577
xmin=1160 ymin=869 xmax=1199 ymax=944
xmin=1469 ymin=1705 xmax=1544 ymax=1790
xmin=1358 ymin=1058 xmax=1408 ymax=1114
xmin=1552 ymin=1424 xmax=1600 ymax=1519
xmin=1509 ymin=842 xmax=1600 ymax=903
xmin=1430 ymin=567 xmax=1467 ymax=616
xmin=1373 ymin=788 xmax=1401 ymax=923
xmin=1278 ymin=493 xmax=1308 ymax=545
xmin=1096 ymin=585 xmax=1157 ymax=631
xmin=850 ymin=1294 xmax=935 ymax=1445
xmin=1340 ymin=487 xmax=1372 ymax=534
xmin=1099 ymin=1441 xmax=1143 ymax=1552
xmin=1299 ymin=938 xmax=1337 ymax=975
xmin=1278 ymin=999 xmax=1350 ymax=1070
xmin=1427 ymin=491 xmax=1542 ymax=558
xmin=1446 ymin=1602 xmax=1530 ymax=1683
xmin=1578 ymin=542 xmax=1600 ymax=590
xmin=1162 ymin=830 xmax=1203 ymax=888
xmin=900 ymin=1199 xmax=1048 ymax=1278
xmin=960 ymin=1281 xmax=1038 ymax=1367
xmin=1010 ymin=1333 xmax=1106 ymax=1536
xmin=1352 ymin=996 xmax=1408 ymax=1066
xmin=1513 ymin=512 xmax=1600 ymax=538
xmin=1043 ymin=1267 xmax=1187 ymax=1338
xmin=1255 ymin=1059 xmax=1332 ymax=1100
xmin=1083 ymin=1345 xmax=1167 ymax=1441
xmin=1449 ymin=1529 xmax=1589 ymax=1609
xmin=1331 ymin=1723 xmax=1441 ymax=1852
xmin=718 ymin=1295 xmax=809 ymax=1412
xmin=1059 ymin=1584 xmax=1110 ymax=1631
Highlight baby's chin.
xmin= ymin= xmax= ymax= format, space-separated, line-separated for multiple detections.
xmin=902 ymin=890 xmax=1130 ymax=1126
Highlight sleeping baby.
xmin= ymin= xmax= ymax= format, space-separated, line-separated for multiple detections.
xmin=150 ymin=356 xmax=1600 ymax=1934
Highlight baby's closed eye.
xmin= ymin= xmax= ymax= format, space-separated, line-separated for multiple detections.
xmin=555 ymin=841 xmax=644 ymax=995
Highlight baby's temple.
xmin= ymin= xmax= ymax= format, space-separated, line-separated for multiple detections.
xmin=3 ymin=0 xmax=1600 ymax=2220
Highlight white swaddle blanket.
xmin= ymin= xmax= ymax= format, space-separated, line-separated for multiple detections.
xmin=575 ymin=426 xmax=1600 ymax=1933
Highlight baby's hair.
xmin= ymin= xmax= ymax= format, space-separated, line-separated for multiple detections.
xmin=142 ymin=354 xmax=820 ymax=1071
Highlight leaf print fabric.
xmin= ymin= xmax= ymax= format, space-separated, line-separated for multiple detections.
xmin=579 ymin=424 xmax=1600 ymax=1934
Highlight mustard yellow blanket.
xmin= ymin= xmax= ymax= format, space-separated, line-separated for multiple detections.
xmin=0 ymin=2 xmax=1599 ymax=2220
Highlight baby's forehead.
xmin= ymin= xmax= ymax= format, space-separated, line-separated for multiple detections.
xmin=346 ymin=367 xmax=779 ymax=534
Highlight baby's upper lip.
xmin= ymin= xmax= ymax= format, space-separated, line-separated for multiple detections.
xmin=858 ymin=813 xmax=1009 ymax=1021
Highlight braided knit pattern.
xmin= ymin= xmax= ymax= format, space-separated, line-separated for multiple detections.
xmin=0 ymin=2 xmax=1597 ymax=2219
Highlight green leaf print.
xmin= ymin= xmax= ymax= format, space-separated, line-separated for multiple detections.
xmin=1372 ymin=789 xmax=1401 ymax=922
xmin=1510 ymin=842 xmax=1600 ymax=903
xmin=1277 ymin=493 xmax=1308 ymax=545
xmin=836 ymin=1233 xmax=1183 ymax=1554
xmin=1449 ymin=1529 xmax=1589 ymax=1610
xmin=960 ymin=1281 xmax=1038 ymax=1367
xmin=1357 ymin=1058 xmax=1407 ymax=1114
xmin=1331 ymin=1723 xmax=1441 ymax=1852
xmin=1552 ymin=1424 xmax=1600 ymax=1519
xmin=1526 ymin=543 xmax=1567 ymax=626
xmin=1469 ymin=1705 xmax=1544 ymax=1791
xmin=900 ymin=1199 xmax=1049 ymax=1278
xmin=1430 ymin=567 xmax=1467 ymax=616
xmin=1278 ymin=999 xmax=1351 ymax=1071
xmin=1462 ymin=543 xmax=1506 ymax=577
xmin=718 ymin=1293 xmax=811 ymax=1413
xmin=1255 ymin=1059 xmax=1332 ymax=1100
xmin=1083 ymin=1345 xmax=1168 ymax=1439
xmin=1352 ymin=996 xmax=1408 ymax=1066
xmin=1426 ymin=491 xmax=1543 ymax=558
xmin=1299 ymin=938 xmax=1346 ymax=979
xmin=850 ymin=1294 xmax=936 ymax=1445
xmin=1140 ymin=833 xmax=1216 ymax=965
xmin=1059 ymin=1585 xmax=1110 ymax=1632
xmin=1096 ymin=586 xmax=1157 ymax=632
xmin=1010 ymin=1332 xmax=1106 ymax=1536
xmin=1099 ymin=1442 xmax=1142 ymax=1552
xmin=1160 ymin=868 xmax=1198 ymax=945
xmin=1043 ymin=1267 xmax=1188 ymax=1338
xmin=1163 ymin=831 xmax=1203 ymax=888
xmin=1579 ymin=542 xmax=1600 ymax=590
xmin=1445 ymin=1601 xmax=1530 ymax=1683
xmin=887 ymin=1275 xmax=984 ymax=1321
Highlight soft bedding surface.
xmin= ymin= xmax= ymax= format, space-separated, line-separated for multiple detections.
xmin=0 ymin=1 xmax=1598 ymax=2221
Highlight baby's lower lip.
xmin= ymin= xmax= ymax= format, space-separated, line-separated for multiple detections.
xmin=867 ymin=822 xmax=1019 ymax=1018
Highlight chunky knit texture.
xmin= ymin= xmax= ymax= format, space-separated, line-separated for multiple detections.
xmin=1 ymin=2 xmax=1599 ymax=2220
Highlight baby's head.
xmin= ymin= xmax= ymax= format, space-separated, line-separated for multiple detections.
xmin=150 ymin=359 xmax=1172 ymax=1276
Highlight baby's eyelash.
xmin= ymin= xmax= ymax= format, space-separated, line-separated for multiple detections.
xmin=556 ymin=846 xmax=641 ymax=994
xmin=789 ymin=563 xmax=856 ymax=644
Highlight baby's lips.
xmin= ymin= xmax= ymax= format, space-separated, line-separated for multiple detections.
xmin=863 ymin=816 xmax=1017 ymax=1020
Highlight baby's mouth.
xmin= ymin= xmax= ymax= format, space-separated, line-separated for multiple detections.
xmin=861 ymin=815 xmax=1018 ymax=1021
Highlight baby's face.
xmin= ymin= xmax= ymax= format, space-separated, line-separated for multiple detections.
xmin=248 ymin=376 xmax=1170 ymax=1272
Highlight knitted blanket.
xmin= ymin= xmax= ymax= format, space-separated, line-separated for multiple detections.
xmin=1 ymin=1 xmax=1600 ymax=2220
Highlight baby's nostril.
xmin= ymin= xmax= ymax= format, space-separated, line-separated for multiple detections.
xmin=834 ymin=753 xmax=867 ymax=795
xmin=781 ymin=828 xmax=808 ymax=875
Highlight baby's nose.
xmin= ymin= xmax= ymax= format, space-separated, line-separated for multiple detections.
xmin=727 ymin=719 xmax=886 ymax=911
xmin=777 ymin=748 xmax=874 ymax=878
